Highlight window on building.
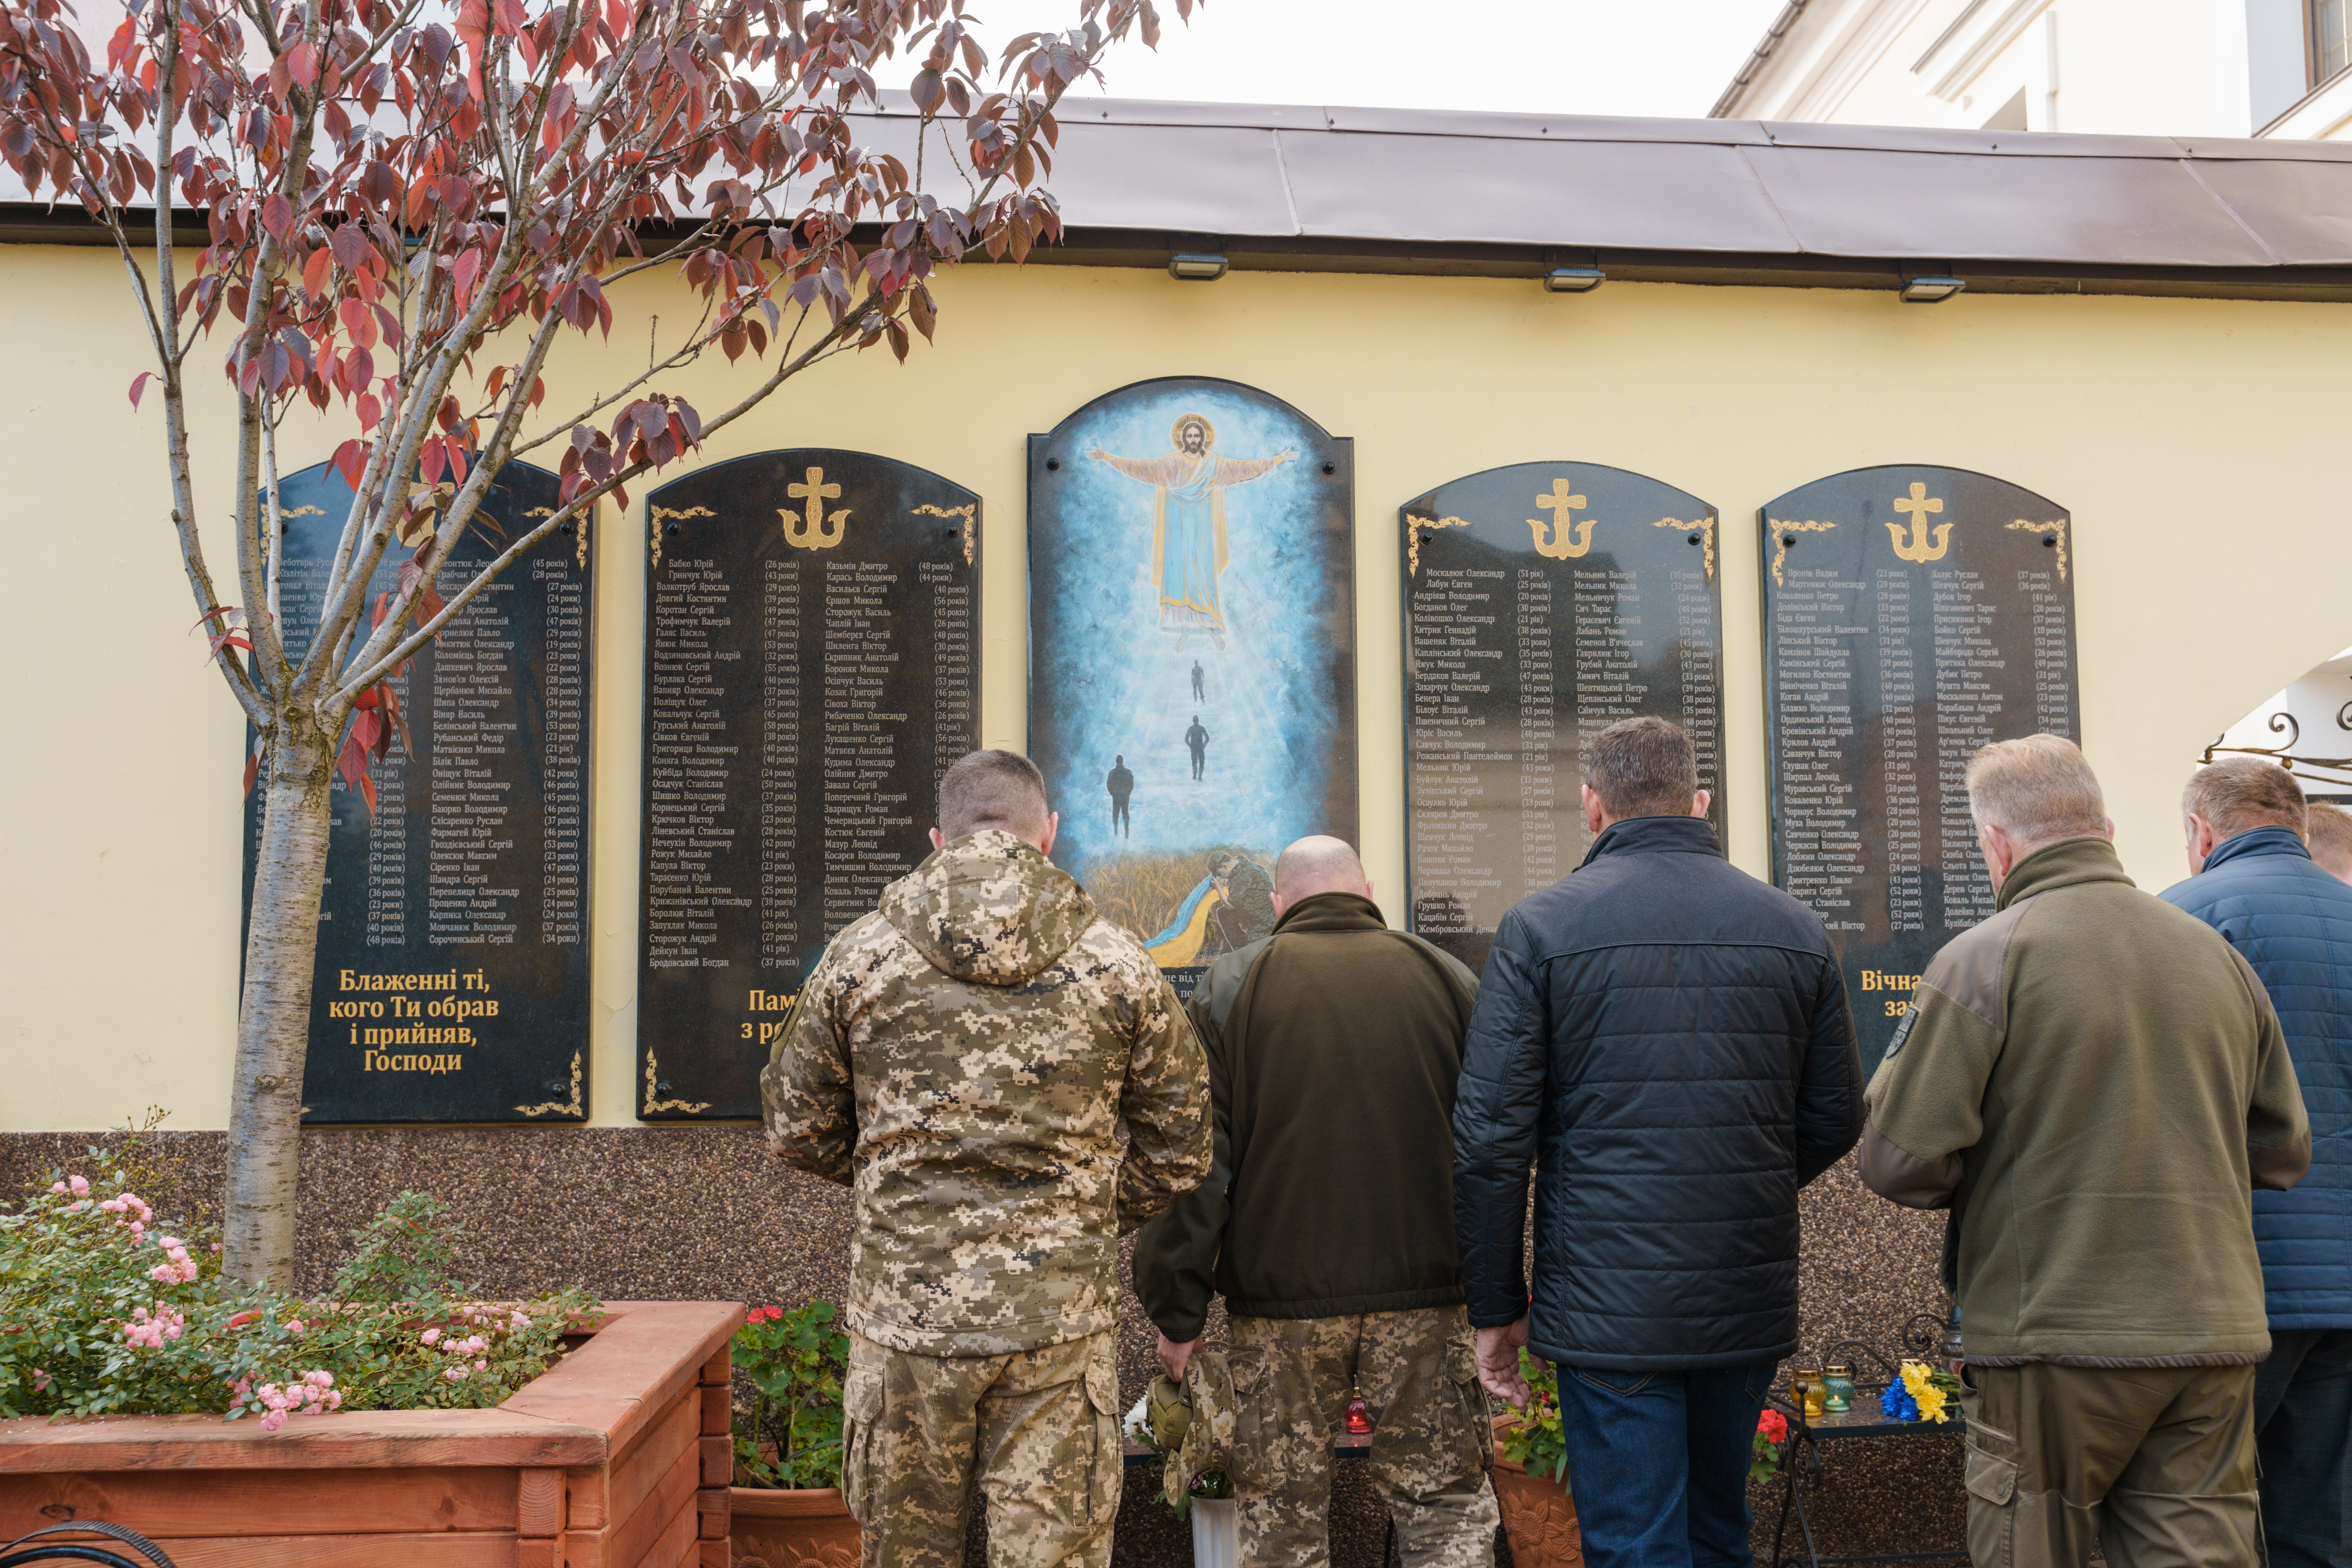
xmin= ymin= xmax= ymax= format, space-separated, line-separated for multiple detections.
xmin=2317 ymin=0 xmax=2350 ymax=85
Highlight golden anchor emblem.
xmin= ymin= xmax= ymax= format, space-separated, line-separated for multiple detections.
xmin=780 ymin=466 xmax=849 ymax=550
xmin=1885 ymin=482 xmax=1952 ymax=563
xmin=1528 ymin=479 xmax=1597 ymax=559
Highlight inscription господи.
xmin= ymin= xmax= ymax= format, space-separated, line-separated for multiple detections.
xmin=1760 ymin=464 xmax=2078 ymax=1076
xmin=240 ymin=460 xmax=592 ymax=1123
xmin=1400 ymin=461 xmax=1727 ymax=976
xmin=637 ymin=449 xmax=979 ymax=1118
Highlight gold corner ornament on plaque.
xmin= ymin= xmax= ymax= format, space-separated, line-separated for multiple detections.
xmin=1886 ymin=482 xmax=1953 ymax=563
xmin=514 ymin=1051 xmax=583 ymax=1118
xmin=649 ymin=504 xmax=713 ymax=568
xmin=525 ymin=505 xmax=590 ymax=571
xmin=1528 ymin=479 xmax=1597 ymax=560
xmin=2005 ymin=518 xmax=2069 ymax=580
xmin=913 ymin=502 xmax=976 ymax=566
xmin=1769 ymin=519 xmax=1838 ymax=587
xmin=1655 ymin=515 xmax=1718 ymax=583
xmin=642 ymin=1049 xmax=711 ymax=1116
xmin=781 ymin=465 xmax=849 ymax=550
xmin=1405 ymin=513 xmax=1471 ymax=577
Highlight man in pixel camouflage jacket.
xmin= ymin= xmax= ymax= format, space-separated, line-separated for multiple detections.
xmin=762 ymin=749 xmax=1212 ymax=1568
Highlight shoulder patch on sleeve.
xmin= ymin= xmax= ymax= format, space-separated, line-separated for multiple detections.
xmin=1883 ymin=1002 xmax=1920 ymax=1060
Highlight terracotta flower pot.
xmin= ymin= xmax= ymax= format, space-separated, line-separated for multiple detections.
xmin=729 ymin=1483 xmax=860 ymax=1568
xmin=1492 ymin=1414 xmax=1583 ymax=1568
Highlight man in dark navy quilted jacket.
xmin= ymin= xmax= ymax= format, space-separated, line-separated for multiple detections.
xmin=2163 ymin=757 xmax=2352 ymax=1568
xmin=1452 ymin=715 xmax=1863 ymax=1568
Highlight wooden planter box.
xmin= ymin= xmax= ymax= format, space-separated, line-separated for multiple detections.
xmin=0 ymin=1299 xmax=741 ymax=1568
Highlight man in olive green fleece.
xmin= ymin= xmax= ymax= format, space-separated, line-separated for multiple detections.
xmin=1862 ymin=734 xmax=2310 ymax=1568
xmin=1132 ymin=835 xmax=1499 ymax=1567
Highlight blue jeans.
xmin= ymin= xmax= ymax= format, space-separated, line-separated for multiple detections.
xmin=1550 ymin=1357 xmax=1778 ymax=1568
xmin=2255 ymin=1327 xmax=2352 ymax=1568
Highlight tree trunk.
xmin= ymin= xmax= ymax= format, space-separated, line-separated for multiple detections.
xmin=223 ymin=717 xmax=336 ymax=1290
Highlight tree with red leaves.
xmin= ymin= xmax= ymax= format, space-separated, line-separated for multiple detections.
xmin=0 ymin=0 xmax=1192 ymax=1287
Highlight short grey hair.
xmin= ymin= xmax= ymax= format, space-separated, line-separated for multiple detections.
xmin=1585 ymin=717 xmax=1697 ymax=820
xmin=938 ymin=750 xmax=1049 ymax=841
xmin=2306 ymin=801 xmax=2352 ymax=873
xmin=1964 ymin=735 xmax=2107 ymax=847
xmin=2182 ymin=757 xmax=2307 ymax=842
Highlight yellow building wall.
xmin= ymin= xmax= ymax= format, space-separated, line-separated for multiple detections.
xmin=4 ymin=245 xmax=2349 ymax=1129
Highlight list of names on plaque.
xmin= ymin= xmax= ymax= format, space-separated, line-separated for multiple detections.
xmin=639 ymin=450 xmax=980 ymax=1118
xmin=1403 ymin=463 xmax=1727 ymax=975
xmin=1761 ymin=466 xmax=2077 ymax=1074
xmin=241 ymin=461 xmax=594 ymax=1122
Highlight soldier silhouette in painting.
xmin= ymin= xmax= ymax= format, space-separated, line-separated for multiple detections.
xmin=1191 ymin=660 xmax=1206 ymax=701
xmin=1203 ymin=851 xmax=1278 ymax=958
xmin=1106 ymin=755 xmax=1135 ymax=838
xmin=1185 ymin=717 xmax=1210 ymax=780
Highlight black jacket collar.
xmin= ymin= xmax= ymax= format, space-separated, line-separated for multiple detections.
xmin=1270 ymin=891 xmax=1388 ymax=935
xmin=1579 ymin=815 xmax=1724 ymax=870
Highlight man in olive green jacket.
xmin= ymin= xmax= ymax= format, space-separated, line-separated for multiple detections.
xmin=1133 ymin=835 xmax=1497 ymax=1567
xmin=1863 ymin=735 xmax=2309 ymax=1568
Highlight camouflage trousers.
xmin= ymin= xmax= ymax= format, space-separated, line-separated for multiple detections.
xmin=1227 ymin=1306 xmax=1500 ymax=1567
xmin=840 ymin=1328 xmax=1123 ymax=1568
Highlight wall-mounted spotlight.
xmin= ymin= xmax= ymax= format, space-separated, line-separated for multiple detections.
xmin=1899 ymin=274 xmax=1966 ymax=303
xmin=1168 ymin=252 xmax=1229 ymax=281
xmin=1543 ymin=265 xmax=1606 ymax=293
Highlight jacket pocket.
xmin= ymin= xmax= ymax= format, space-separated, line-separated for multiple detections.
xmin=840 ymin=1365 xmax=885 ymax=1525
xmin=1085 ymin=1347 xmax=1122 ymax=1526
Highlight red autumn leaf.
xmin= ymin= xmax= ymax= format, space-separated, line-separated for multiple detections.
xmin=331 ymin=437 xmax=365 ymax=489
xmin=127 ymin=371 xmax=153 ymax=408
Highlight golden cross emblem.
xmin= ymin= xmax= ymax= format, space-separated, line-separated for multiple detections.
xmin=1885 ymin=481 xmax=1952 ymax=563
xmin=1529 ymin=479 xmax=1597 ymax=559
xmin=781 ymin=466 xmax=848 ymax=550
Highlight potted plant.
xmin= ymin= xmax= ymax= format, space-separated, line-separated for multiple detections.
xmin=1124 ymin=1385 xmax=1238 ymax=1566
xmin=0 ymin=1148 xmax=740 ymax=1565
xmin=1492 ymin=1350 xmax=1582 ymax=1568
xmin=730 ymin=1301 xmax=860 ymax=1568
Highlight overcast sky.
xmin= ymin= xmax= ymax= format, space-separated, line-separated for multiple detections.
xmin=970 ymin=0 xmax=1791 ymax=120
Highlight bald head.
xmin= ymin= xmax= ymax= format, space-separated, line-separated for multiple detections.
xmin=1271 ymin=835 xmax=1372 ymax=918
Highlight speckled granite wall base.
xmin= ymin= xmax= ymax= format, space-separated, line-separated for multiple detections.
xmin=0 ymin=1131 xmax=1953 ymax=1564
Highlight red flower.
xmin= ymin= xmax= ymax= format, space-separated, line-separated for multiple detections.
xmin=1757 ymin=1408 xmax=1788 ymax=1444
xmin=745 ymin=1307 xmax=782 ymax=1325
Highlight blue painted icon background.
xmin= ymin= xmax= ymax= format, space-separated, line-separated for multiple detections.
xmin=1030 ymin=381 xmax=1354 ymax=920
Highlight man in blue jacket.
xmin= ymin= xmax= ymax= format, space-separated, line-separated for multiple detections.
xmin=1453 ymin=716 xmax=1864 ymax=1568
xmin=2163 ymin=757 xmax=2352 ymax=1568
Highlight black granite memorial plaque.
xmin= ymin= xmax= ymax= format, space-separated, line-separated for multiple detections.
xmin=1760 ymin=465 xmax=2078 ymax=1076
xmin=1401 ymin=462 xmax=1726 ymax=974
xmin=1027 ymin=377 xmax=1356 ymax=1004
xmin=637 ymin=450 xmax=979 ymax=1118
xmin=240 ymin=460 xmax=592 ymax=1123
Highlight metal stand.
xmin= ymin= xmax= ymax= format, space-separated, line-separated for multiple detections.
xmin=1765 ymin=1313 xmax=1971 ymax=1568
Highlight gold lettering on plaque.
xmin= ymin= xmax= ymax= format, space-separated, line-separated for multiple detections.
xmin=1528 ymin=479 xmax=1596 ymax=559
xmin=781 ymin=466 xmax=848 ymax=550
xmin=1886 ymin=482 xmax=1953 ymax=563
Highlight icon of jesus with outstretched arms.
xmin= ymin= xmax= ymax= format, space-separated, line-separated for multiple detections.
xmin=1087 ymin=414 xmax=1295 ymax=648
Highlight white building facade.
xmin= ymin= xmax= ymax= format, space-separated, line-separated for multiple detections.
xmin=1712 ymin=0 xmax=2352 ymax=141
